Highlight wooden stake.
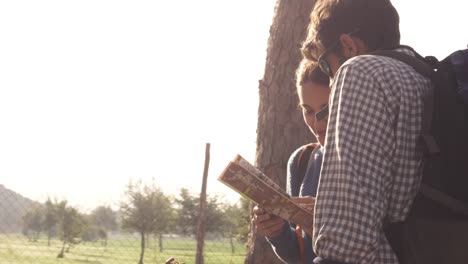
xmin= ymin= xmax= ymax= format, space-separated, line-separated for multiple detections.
xmin=196 ymin=143 xmax=210 ymax=264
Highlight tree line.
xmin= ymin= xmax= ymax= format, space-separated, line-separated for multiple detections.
xmin=21 ymin=179 xmax=249 ymax=263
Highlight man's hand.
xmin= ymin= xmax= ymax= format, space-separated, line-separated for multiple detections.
xmin=252 ymin=205 xmax=286 ymax=238
xmin=291 ymin=196 xmax=315 ymax=236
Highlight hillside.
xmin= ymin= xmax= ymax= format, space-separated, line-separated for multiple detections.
xmin=0 ymin=184 xmax=41 ymax=233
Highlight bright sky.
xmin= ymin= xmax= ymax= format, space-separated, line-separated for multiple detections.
xmin=1 ymin=0 xmax=466 ymax=212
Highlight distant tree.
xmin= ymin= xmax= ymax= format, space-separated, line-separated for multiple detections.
xmin=174 ymin=188 xmax=198 ymax=236
xmin=223 ymin=204 xmax=241 ymax=254
xmin=43 ymin=198 xmax=59 ymax=246
xmin=174 ymin=189 xmax=226 ymax=236
xmin=88 ymin=206 xmax=118 ymax=247
xmin=81 ymin=224 xmax=100 ymax=242
xmin=157 ymin=201 xmax=177 ymax=253
xmin=222 ymin=197 xmax=251 ymax=253
xmin=56 ymin=200 xmax=86 ymax=258
xmin=97 ymin=228 xmax=108 ymax=247
xmin=120 ymin=179 xmax=172 ymax=264
xmin=237 ymin=197 xmax=251 ymax=243
xmin=204 ymin=195 xmax=225 ymax=235
xmin=152 ymin=193 xmax=172 ymax=253
xmin=90 ymin=206 xmax=118 ymax=231
xmin=0 ymin=184 xmax=40 ymax=233
xmin=22 ymin=206 xmax=44 ymax=242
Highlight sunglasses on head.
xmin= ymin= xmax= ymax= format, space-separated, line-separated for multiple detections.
xmin=317 ymin=28 xmax=360 ymax=78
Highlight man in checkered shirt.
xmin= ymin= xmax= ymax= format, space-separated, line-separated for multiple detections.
xmin=300 ymin=0 xmax=432 ymax=263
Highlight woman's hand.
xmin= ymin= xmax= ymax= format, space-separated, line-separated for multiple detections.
xmin=252 ymin=205 xmax=286 ymax=238
xmin=291 ymin=196 xmax=315 ymax=236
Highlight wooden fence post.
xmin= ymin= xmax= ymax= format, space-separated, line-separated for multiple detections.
xmin=196 ymin=143 xmax=210 ymax=264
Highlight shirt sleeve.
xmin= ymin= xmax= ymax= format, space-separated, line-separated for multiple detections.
xmin=312 ymin=59 xmax=396 ymax=263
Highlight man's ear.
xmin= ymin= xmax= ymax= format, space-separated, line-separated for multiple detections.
xmin=338 ymin=33 xmax=359 ymax=59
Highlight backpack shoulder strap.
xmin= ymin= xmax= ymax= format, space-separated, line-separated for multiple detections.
xmin=295 ymin=142 xmax=318 ymax=264
xmin=296 ymin=143 xmax=318 ymax=185
xmin=373 ymin=47 xmax=434 ymax=78
xmin=373 ymin=48 xmax=440 ymax=155
xmin=295 ymin=226 xmax=305 ymax=264
xmin=420 ymin=184 xmax=468 ymax=216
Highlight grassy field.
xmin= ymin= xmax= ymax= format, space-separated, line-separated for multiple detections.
xmin=0 ymin=233 xmax=247 ymax=264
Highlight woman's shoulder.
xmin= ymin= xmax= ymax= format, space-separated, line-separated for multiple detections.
xmin=288 ymin=143 xmax=319 ymax=164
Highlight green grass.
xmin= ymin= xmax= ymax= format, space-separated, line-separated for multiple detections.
xmin=0 ymin=233 xmax=246 ymax=264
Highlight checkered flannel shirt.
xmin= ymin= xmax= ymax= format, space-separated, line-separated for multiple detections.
xmin=312 ymin=47 xmax=432 ymax=264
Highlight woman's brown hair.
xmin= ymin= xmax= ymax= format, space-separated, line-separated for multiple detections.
xmin=296 ymin=59 xmax=329 ymax=88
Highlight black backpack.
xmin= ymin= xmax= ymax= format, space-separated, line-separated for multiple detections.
xmin=376 ymin=46 xmax=468 ymax=264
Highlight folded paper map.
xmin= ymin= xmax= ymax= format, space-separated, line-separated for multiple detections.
xmin=218 ymin=154 xmax=314 ymax=227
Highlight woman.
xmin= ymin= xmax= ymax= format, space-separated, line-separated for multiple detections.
xmin=253 ymin=60 xmax=330 ymax=264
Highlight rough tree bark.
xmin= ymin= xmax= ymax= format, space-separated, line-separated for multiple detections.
xmin=246 ymin=0 xmax=316 ymax=263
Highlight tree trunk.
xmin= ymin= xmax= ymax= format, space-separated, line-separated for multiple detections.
xmin=159 ymin=233 xmax=163 ymax=252
xmin=246 ymin=0 xmax=316 ymax=263
xmin=57 ymin=241 xmax=66 ymax=258
xmin=230 ymin=236 xmax=235 ymax=254
xmin=139 ymin=232 xmax=146 ymax=264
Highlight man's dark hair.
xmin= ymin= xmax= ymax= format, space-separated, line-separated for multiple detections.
xmin=302 ymin=0 xmax=401 ymax=61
